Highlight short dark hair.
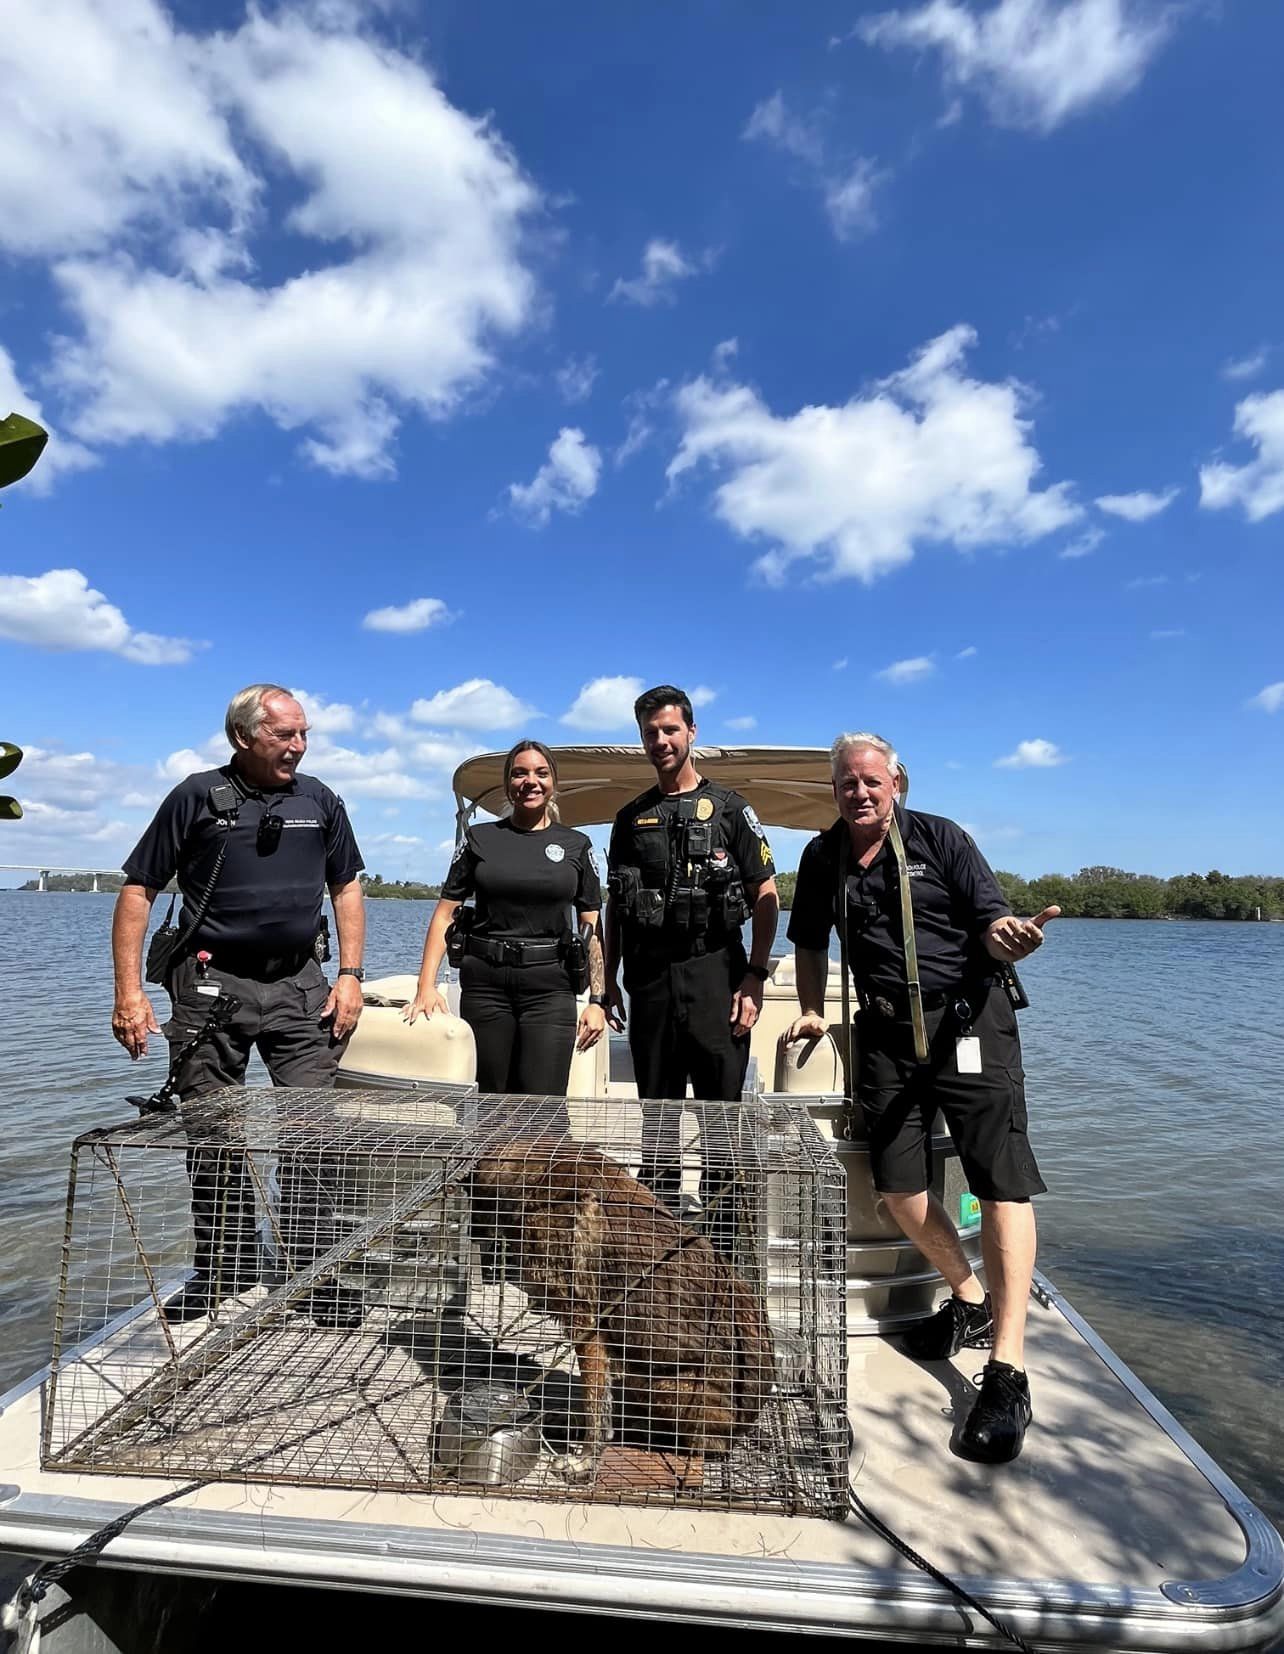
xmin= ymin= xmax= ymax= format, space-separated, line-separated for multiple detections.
xmin=634 ymin=684 xmax=694 ymax=729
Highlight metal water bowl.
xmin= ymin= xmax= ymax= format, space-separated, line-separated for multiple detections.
xmin=436 ymin=1384 xmax=543 ymax=1486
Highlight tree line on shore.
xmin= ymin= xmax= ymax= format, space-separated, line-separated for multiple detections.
xmin=15 ymin=864 xmax=1283 ymax=919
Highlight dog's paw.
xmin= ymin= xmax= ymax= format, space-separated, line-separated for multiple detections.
xmin=550 ymin=1449 xmax=600 ymax=1485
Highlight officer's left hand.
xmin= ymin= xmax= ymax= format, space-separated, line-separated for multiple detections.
xmin=322 ymin=972 xmax=365 ymax=1041
xmin=730 ymin=974 xmax=764 ymax=1036
xmin=575 ymin=1002 xmax=607 ymax=1052
xmin=984 ymin=907 xmax=1061 ymax=962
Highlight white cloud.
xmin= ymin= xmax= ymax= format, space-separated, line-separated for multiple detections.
xmin=508 ymin=427 xmax=601 ymax=526
xmin=361 ymin=596 xmax=453 ymax=634
xmin=1248 ymin=682 xmax=1284 ymax=714
xmin=877 ymin=655 xmax=936 ymax=685
xmin=743 ymin=92 xmax=883 ymax=241
xmin=0 ymin=0 xmax=253 ymax=257
xmin=1199 ymin=391 xmax=1284 ymax=522
xmin=1125 ymin=574 xmax=1168 ymax=589
xmin=410 ymin=734 xmax=486 ymax=773
xmin=832 ymin=657 xmax=849 ymax=671
xmin=609 ymin=240 xmax=707 ymax=307
xmin=410 ymin=679 xmax=536 ymax=731
xmin=1058 ymin=525 xmax=1105 ymax=558
xmin=956 ymin=644 xmax=978 ymax=659
xmin=288 ymin=688 xmax=356 ymax=735
xmin=0 ymin=568 xmax=200 ymax=664
xmin=859 ymin=0 xmax=1175 ymax=133
xmin=995 ymin=737 xmax=1067 ymax=768
xmin=0 ymin=344 xmax=97 ymax=491
xmin=1150 ymin=628 xmax=1185 ymax=639
xmin=1223 ymin=349 xmax=1269 ymax=383
xmin=561 ymin=675 xmax=645 ymax=731
xmin=668 ymin=324 xmax=1079 ymax=584
xmin=555 ymin=356 xmax=598 ymax=404
xmin=725 ymin=715 xmax=757 ymax=731
xmin=1095 ymin=487 xmax=1179 ymax=521
xmin=690 ymin=685 xmax=718 ymax=707
xmin=8 ymin=4 xmax=540 ymax=479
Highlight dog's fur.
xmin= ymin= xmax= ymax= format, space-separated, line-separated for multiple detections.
xmin=470 ymin=1139 xmax=774 ymax=1481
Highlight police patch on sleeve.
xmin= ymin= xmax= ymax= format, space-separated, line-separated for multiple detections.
xmin=743 ymin=805 xmax=766 ymax=839
xmin=589 ymin=847 xmax=602 ymax=881
xmin=545 ymin=842 xmax=565 ymax=863
xmin=449 ymin=838 xmax=467 ymax=865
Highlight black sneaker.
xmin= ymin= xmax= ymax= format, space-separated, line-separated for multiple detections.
xmin=957 ymin=1361 xmax=1032 ymax=1464
xmin=901 ymin=1292 xmax=993 ymax=1360
xmin=162 ymin=1283 xmax=213 ymax=1323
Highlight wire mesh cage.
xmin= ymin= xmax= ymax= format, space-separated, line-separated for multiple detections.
xmin=44 ymin=1088 xmax=848 ymax=1518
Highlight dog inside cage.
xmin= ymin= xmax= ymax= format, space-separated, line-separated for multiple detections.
xmin=43 ymin=1089 xmax=848 ymax=1518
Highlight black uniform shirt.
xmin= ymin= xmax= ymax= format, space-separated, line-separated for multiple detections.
xmin=122 ymin=765 xmax=364 ymax=953
xmin=608 ymin=779 xmax=776 ymax=952
xmin=441 ymin=819 xmax=601 ymax=939
xmin=787 ymin=806 xmax=1009 ymax=994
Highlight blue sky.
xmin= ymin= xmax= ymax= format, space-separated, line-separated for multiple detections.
xmin=1 ymin=0 xmax=1282 ymax=884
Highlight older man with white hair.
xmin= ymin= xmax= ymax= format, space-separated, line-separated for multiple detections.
xmin=785 ymin=732 xmax=1058 ymax=1464
xmin=111 ymin=684 xmax=367 ymax=1326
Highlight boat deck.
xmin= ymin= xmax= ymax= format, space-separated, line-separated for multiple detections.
xmin=2 ymin=1270 xmax=1280 ymax=1650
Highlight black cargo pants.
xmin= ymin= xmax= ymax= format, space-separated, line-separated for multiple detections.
xmin=625 ymin=941 xmax=749 ymax=1234
xmin=163 ymin=953 xmax=345 ymax=1295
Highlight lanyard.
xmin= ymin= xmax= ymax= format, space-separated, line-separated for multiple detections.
xmin=888 ymin=811 xmax=929 ymax=1062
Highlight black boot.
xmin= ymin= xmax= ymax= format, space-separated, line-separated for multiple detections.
xmin=639 ymin=1163 xmax=683 ymax=1213
xmin=902 ymin=1292 xmax=993 ymax=1359
xmin=957 ymin=1361 xmax=1032 ymax=1464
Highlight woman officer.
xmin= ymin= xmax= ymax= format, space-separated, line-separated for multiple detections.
xmin=404 ymin=740 xmax=607 ymax=1096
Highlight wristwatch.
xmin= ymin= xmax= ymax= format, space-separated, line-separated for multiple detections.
xmin=588 ymin=994 xmax=610 ymax=1008
xmin=337 ymin=966 xmax=366 ymax=981
xmin=745 ymin=963 xmax=770 ymax=983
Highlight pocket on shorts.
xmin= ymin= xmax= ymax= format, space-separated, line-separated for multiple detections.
xmin=295 ymin=957 xmax=330 ymax=1017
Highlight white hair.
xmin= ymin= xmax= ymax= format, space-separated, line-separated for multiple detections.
xmin=225 ymin=684 xmax=293 ymax=748
xmin=830 ymin=731 xmax=900 ymax=779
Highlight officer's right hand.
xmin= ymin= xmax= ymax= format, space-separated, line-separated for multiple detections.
xmin=605 ymin=982 xmax=627 ymax=1032
xmin=403 ymin=987 xmax=451 ymax=1025
xmin=112 ymin=988 xmax=161 ymax=1061
xmin=782 ymin=1012 xmax=828 ymax=1044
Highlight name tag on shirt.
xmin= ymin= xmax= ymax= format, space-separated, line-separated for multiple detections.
xmin=196 ymin=983 xmax=221 ymax=997
xmin=956 ymin=1037 xmax=982 ymax=1074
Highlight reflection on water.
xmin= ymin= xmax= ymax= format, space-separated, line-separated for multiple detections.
xmin=1 ymin=894 xmax=1281 ymax=1528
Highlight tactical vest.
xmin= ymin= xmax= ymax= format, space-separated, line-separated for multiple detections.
xmin=609 ymin=783 xmax=751 ymax=949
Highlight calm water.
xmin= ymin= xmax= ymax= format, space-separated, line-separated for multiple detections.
xmin=1 ymin=893 xmax=1281 ymax=1535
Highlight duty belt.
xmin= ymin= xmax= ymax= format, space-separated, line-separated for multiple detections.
xmin=189 ymin=944 xmax=312 ymax=981
xmin=463 ymin=934 xmax=563 ymax=967
xmin=863 ymin=979 xmax=998 ymax=1020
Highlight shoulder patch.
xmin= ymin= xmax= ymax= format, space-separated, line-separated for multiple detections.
xmin=742 ymin=805 xmax=765 ymax=840
xmin=760 ymin=838 xmax=772 ymax=866
xmin=449 ymin=838 xmax=467 ymax=865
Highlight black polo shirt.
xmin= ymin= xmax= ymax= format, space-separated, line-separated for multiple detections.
xmin=123 ymin=764 xmax=364 ymax=953
xmin=786 ymin=806 xmax=1009 ymax=995
xmin=441 ymin=819 xmax=601 ymax=939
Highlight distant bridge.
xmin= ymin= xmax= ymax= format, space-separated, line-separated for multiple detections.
xmin=0 ymin=864 xmax=119 ymax=893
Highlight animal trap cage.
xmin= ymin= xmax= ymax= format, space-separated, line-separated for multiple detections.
xmin=44 ymin=1088 xmax=848 ymax=1518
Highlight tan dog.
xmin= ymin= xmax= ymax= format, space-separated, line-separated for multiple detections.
xmin=470 ymin=1139 xmax=774 ymax=1482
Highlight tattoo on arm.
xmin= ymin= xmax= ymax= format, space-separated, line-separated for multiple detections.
xmin=582 ymin=919 xmax=606 ymax=996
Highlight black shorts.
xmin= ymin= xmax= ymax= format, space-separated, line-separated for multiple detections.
xmin=857 ymin=983 xmax=1046 ymax=1203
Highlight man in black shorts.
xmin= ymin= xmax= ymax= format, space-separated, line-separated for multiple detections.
xmin=785 ymin=732 xmax=1058 ymax=1463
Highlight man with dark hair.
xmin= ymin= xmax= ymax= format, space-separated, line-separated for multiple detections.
xmin=785 ymin=732 xmax=1058 ymax=1463
xmin=110 ymin=685 xmax=367 ymax=1325
xmin=604 ymin=685 xmax=779 ymax=1227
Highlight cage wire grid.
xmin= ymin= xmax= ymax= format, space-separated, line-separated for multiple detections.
xmin=43 ymin=1088 xmax=848 ymax=1518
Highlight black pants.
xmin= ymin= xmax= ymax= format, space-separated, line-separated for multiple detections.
xmin=459 ymin=954 xmax=577 ymax=1113
xmin=163 ymin=953 xmax=344 ymax=1294
xmin=625 ymin=944 xmax=749 ymax=1221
